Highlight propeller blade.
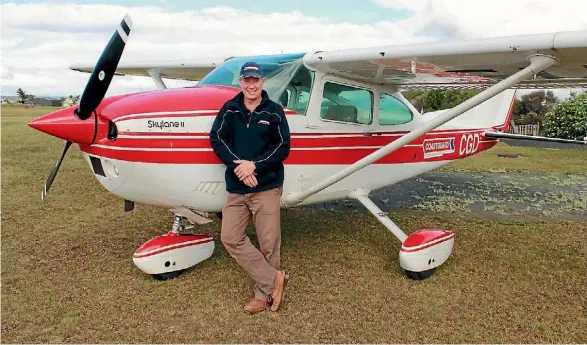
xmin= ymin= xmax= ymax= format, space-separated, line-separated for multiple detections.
xmin=42 ymin=141 xmax=73 ymax=200
xmin=75 ymin=13 xmax=133 ymax=120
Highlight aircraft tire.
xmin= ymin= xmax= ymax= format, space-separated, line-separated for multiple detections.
xmin=151 ymin=269 xmax=185 ymax=281
xmin=404 ymin=268 xmax=436 ymax=280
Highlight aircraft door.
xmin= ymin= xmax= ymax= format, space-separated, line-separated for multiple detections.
xmin=298 ymin=77 xmax=378 ymax=192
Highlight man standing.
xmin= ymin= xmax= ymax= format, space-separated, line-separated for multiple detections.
xmin=209 ymin=62 xmax=291 ymax=313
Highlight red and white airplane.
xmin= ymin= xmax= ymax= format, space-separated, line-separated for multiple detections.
xmin=29 ymin=14 xmax=587 ymax=281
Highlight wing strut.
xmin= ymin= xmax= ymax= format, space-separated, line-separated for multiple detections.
xmin=282 ymin=54 xmax=558 ymax=207
xmin=349 ymin=188 xmax=408 ymax=242
xmin=148 ymin=69 xmax=167 ymax=89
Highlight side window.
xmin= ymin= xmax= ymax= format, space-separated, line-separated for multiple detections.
xmin=320 ymin=82 xmax=373 ymax=125
xmin=295 ymin=90 xmax=310 ymax=114
xmin=278 ymin=89 xmax=291 ymax=107
xmin=379 ymin=93 xmax=413 ymax=125
xmin=285 ymin=67 xmax=314 ymax=116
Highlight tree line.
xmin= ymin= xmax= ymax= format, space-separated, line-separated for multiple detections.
xmin=14 ymin=88 xmax=80 ymax=104
xmin=402 ymin=89 xmax=586 ymax=141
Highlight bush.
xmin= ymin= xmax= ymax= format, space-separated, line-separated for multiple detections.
xmin=542 ymin=92 xmax=587 ymax=140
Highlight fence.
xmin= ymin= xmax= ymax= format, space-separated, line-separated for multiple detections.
xmin=509 ymin=124 xmax=539 ymax=136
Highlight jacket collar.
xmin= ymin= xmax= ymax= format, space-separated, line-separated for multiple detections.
xmin=228 ymin=89 xmax=270 ymax=113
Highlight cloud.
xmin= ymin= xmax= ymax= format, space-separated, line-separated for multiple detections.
xmin=2 ymin=3 xmax=415 ymax=97
xmin=373 ymin=0 xmax=587 ymax=39
xmin=2 ymin=1 xmax=586 ymax=98
xmin=1 ymin=66 xmax=14 ymax=81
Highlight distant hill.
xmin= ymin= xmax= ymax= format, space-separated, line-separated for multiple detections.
xmin=2 ymin=95 xmax=65 ymax=107
xmin=1 ymin=95 xmax=63 ymax=101
xmin=1 ymin=96 xmax=22 ymax=102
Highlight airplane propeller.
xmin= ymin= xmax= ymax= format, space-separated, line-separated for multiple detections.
xmin=40 ymin=13 xmax=133 ymax=199
xmin=42 ymin=141 xmax=72 ymax=200
xmin=75 ymin=13 xmax=133 ymax=120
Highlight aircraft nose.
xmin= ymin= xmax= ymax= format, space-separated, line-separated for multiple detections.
xmin=28 ymin=107 xmax=96 ymax=145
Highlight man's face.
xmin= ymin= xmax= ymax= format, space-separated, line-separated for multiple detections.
xmin=239 ymin=76 xmax=264 ymax=100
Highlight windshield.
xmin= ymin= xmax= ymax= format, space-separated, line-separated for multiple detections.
xmin=198 ymin=52 xmax=306 ymax=101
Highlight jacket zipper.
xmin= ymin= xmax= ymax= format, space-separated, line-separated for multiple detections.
xmin=240 ymin=109 xmax=253 ymax=128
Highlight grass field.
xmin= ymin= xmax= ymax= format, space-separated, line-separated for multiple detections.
xmin=2 ymin=105 xmax=586 ymax=343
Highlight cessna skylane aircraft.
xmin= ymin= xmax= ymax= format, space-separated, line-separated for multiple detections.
xmin=28 ymin=14 xmax=587 ymax=281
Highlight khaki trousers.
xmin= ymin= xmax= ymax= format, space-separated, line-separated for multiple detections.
xmin=220 ymin=186 xmax=282 ymax=301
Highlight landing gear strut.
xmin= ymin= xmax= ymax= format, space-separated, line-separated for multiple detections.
xmin=132 ymin=214 xmax=215 ymax=280
xmin=349 ymin=189 xmax=455 ymax=280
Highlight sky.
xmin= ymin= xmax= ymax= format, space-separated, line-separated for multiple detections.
xmin=2 ymin=0 xmax=587 ymax=98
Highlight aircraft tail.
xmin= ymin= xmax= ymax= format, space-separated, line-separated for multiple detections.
xmin=424 ymin=89 xmax=517 ymax=131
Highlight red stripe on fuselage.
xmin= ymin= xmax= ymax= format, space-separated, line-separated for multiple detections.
xmin=110 ymin=129 xmax=490 ymax=149
xmin=81 ymin=136 xmax=497 ymax=164
xmin=115 ymin=127 xmax=489 ymax=138
xmin=112 ymin=136 xmax=421 ymax=149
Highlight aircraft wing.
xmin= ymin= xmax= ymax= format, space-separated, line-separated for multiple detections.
xmin=484 ymin=131 xmax=587 ymax=150
xmin=303 ymin=30 xmax=587 ymax=90
xmin=70 ymin=58 xmax=229 ymax=81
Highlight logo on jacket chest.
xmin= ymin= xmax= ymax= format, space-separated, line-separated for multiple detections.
xmin=258 ymin=120 xmax=270 ymax=125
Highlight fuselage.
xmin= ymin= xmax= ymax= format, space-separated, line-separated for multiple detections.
xmin=29 ymin=53 xmax=515 ymax=213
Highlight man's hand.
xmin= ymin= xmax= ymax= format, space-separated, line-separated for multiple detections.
xmin=234 ymin=160 xmax=256 ymax=181
xmin=242 ymin=174 xmax=258 ymax=187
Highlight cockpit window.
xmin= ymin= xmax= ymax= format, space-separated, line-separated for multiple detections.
xmin=198 ymin=53 xmax=307 ymax=102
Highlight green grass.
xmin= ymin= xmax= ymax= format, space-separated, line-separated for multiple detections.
xmin=442 ymin=142 xmax=587 ymax=175
xmin=2 ymin=105 xmax=587 ymax=343
xmin=1 ymin=104 xmax=61 ymax=118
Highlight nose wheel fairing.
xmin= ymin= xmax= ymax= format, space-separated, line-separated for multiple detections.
xmin=132 ymin=214 xmax=215 ymax=280
xmin=348 ymin=188 xmax=455 ymax=280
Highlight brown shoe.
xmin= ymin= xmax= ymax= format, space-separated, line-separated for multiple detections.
xmin=270 ymin=271 xmax=288 ymax=312
xmin=244 ymin=298 xmax=270 ymax=314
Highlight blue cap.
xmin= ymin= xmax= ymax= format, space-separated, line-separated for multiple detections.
xmin=240 ymin=62 xmax=263 ymax=79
